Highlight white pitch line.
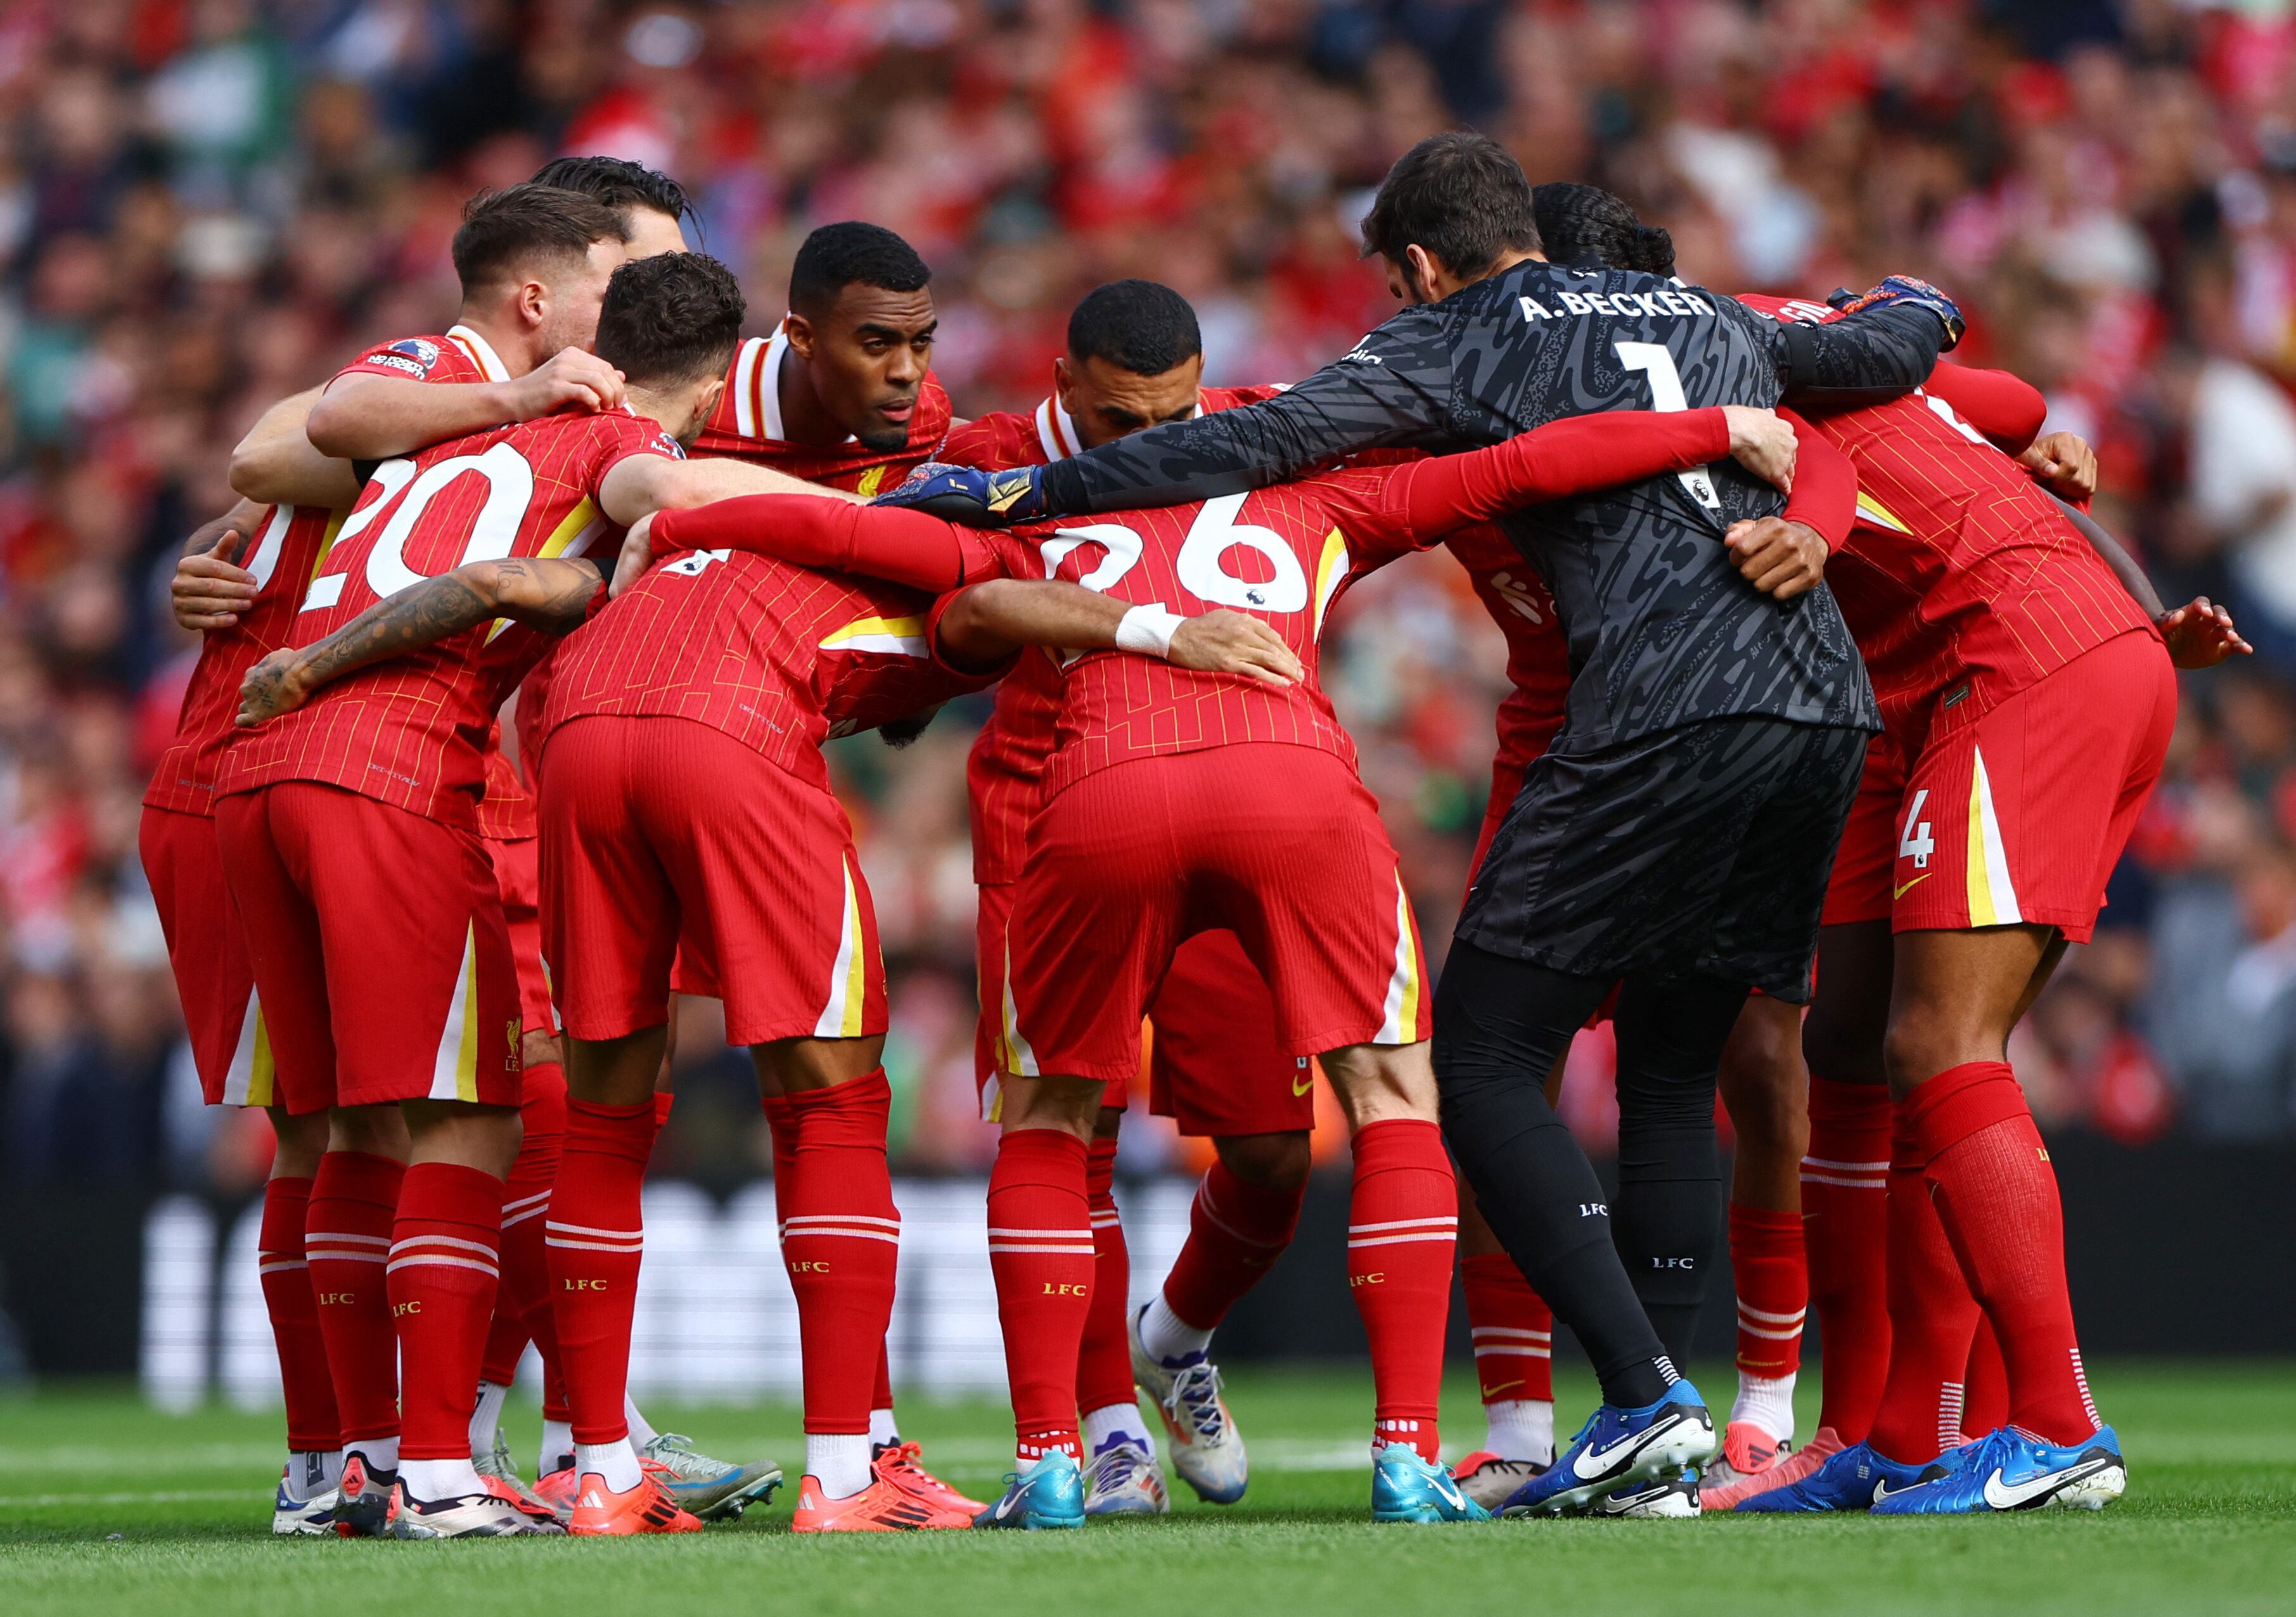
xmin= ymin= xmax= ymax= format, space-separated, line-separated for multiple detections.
xmin=0 ymin=1488 xmax=252 ymax=1509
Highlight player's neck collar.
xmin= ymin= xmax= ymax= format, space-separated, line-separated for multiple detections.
xmin=446 ymin=323 xmax=512 ymax=383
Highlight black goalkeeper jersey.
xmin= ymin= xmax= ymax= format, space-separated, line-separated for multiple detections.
xmin=1038 ymin=259 xmax=1939 ymax=750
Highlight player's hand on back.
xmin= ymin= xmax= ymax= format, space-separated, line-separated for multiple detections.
xmin=612 ymin=511 xmax=657 ymax=597
xmin=2157 ymin=594 xmax=2253 ymax=668
xmin=1723 ymin=406 xmax=1797 ymax=492
xmin=236 ymin=648 xmax=310 ymax=727
xmin=504 ymin=347 xmax=626 ymax=421
xmin=173 ymin=517 xmax=257 ymax=631
xmin=2018 ymin=431 xmax=2098 ymax=503
xmin=1723 ymin=516 xmax=1828 ymax=601
xmin=1167 ymin=609 xmax=1304 ymax=687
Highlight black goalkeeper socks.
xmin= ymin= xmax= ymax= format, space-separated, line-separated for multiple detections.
xmin=1433 ymin=943 xmax=1676 ymax=1409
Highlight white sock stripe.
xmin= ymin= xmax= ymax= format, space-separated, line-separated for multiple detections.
xmin=1470 ymin=1326 xmax=1553 ymax=1343
xmin=388 ymin=1234 xmax=499 ymax=1258
xmin=1736 ymin=1322 xmax=1805 ymax=1341
xmin=1800 ymin=1170 xmax=1887 ymax=1190
xmin=305 ymin=1231 xmax=390 ymax=1246
xmin=384 ymin=1255 xmax=499 ymax=1278
xmin=304 ymin=1250 xmax=387 ymax=1264
xmin=783 ymin=1226 xmax=902 ymax=1245
xmin=1473 ymin=1344 xmax=1551 ymax=1360
xmin=500 ymin=1206 xmax=549 ymax=1229
xmin=987 ymin=1242 xmax=1098 ymax=1255
xmin=1346 ymin=1232 xmax=1456 ymax=1249
xmin=501 ymin=1190 xmax=551 ymax=1215
xmin=544 ymin=1220 xmax=643 ymax=1241
xmin=1347 ymin=1216 xmax=1458 ymax=1234
xmin=985 ymin=1227 xmax=1094 ymax=1239
xmin=1089 ymin=1212 xmax=1122 ymax=1226
xmin=1800 ymin=1156 xmax=1889 ymax=1172
xmin=783 ymin=1214 xmax=902 ymax=1230
xmin=542 ymin=1236 xmax=646 ymax=1254
xmin=257 ymin=1260 xmax=308 ymax=1275
xmin=1737 ymin=1303 xmax=1808 ymax=1326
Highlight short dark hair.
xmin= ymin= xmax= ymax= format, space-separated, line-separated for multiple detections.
xmin=1360 ymin=132 xmax=1541 ymax=281
xmin=1532 ymin=182 xmax=1675 ymax=277
xmin=529 ymin=155 xmax=697 ymax=229
xmin=451 ymin=184 xmax=629 ymax=297
xmin=788 ymin=222 xmax=930 ymax=318
xmin=1067 ymin=280 xmax=1202 ymax=376
xmin=594 ymin=252 xmax=747 ymax=388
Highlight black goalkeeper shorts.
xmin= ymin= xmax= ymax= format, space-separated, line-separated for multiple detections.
xmin=1456 ymin=716 xmax=1869 ymax=1000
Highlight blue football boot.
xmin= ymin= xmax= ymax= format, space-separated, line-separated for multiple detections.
xmin=1499 ymin=1381 xmax=1718 ymax=1517
xmin=1733 ymin=1439 xmax=1937 ymax=1513
xmin=1869 ymin=1425 xmax=2126 ymax=1515
xmin=973 ymin=1450 xmax=1087 ymax=1530
xmin=1371 ymin=1443 xmax=1492 ymax=1523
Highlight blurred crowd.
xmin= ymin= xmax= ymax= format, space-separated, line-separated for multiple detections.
xmin=4 ymin=0 xmax=2296 ymax=1195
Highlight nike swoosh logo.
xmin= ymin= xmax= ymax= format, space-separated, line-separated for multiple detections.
xmin=1292 ymin=1075 xmax=1314 ymax=1097
xmin=1572 ymin=1418 xmax=1671 ymax=1480
xmin=1894 ymin=873 xmax=1930 ymax=900
xmin=1870 ymin=1478 xmax=1913 ymax=1503
xmin=1480 ymin=1380 xmax=1522 ymax=1398
xmin=1983 ymin=1462 xmax=2106 ymax=1510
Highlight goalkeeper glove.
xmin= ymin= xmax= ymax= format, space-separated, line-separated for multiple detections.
xmin=874 ymin=461 xmax=1049 ymax=526
xmin=1827 ymin=274 xmax=1966 ymax=350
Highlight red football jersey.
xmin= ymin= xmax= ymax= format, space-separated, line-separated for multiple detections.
xmin=944 ymin=384 xmax=1284 ymax=883
xmin=144 ymin=504 xmax=350 ymax=816
xmin=693 ymin=323 xmax=952 ymax=495
xmin=475 ymin=722 xmax=536 ymax=842
xmin=1740 ymin=295 xmax=2155 ymax=741
xmin=219 ymin=408 xmax=677 ymax=829
xmin=977 ymin=470 xmax=1436 ymax=803
xmin=1442 ymin=523 xmax=1572 ymax=773
xmin=541 ymin=546 xmax=997 ymax=788
xmin=147 ymin=329 xmax=504 ymax=817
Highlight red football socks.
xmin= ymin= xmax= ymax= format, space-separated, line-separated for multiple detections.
xmin=546 ymin=1097 xmax=655 ymax=1447
xmin=1076 ymin=1134 xmax=1135 ymax=1417
xmin=389 ymin=1161 xmax=504 ymax=1462
xmin=987 ymin=1128 xmax=1093 ymax=1461
xmin=1863 ymin=1114 xmax=1982 ymax=1465
xmin=1961 ymin=1315 xmax=2008 ymax=1440
xmin=1349 ymin=1119 xmax=1456 ymax=1462
xmin=1906 ymin=1061 xmax=2100 ymax=1445
xmin=1461 ymin=1253 xmax=1553 ymax=1406
xmin=1802 ymin=1074 xmax=1892 ymax=1441
xmin=1160 ymin=1159 xmax=1305 ymax=1330
xmin=482 ymin=1064 xmax=565 ymax=1390
xmin=305 ymin=1150 xmax=404 ymax=1452
xmin=257 ymin=1175 xmax=340 ymax=1455
xmin=1729 ymin=1202 xmax=1807 ymax=1381
xmin=767 ymin=1071 xmax=901 ymax=1436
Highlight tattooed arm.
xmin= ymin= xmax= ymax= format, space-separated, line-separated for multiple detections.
xmin=237 ymin=556 xmax=601 ymax=726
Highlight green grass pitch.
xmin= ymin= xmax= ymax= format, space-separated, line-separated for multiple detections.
xmin=3 ymin=1362 xmax=2292 ymax=1616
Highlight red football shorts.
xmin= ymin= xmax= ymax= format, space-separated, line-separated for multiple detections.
xmin=1001 ymin=744 xmax=1431 ymax=1085
xmin=975 ymin=886 xmax=1310 ymax=1132
xmin=214 ymin=782 xmax=523 ymax=1113
xmin=1146 ymin=930 xmax=1315 ymax=1137
xmin=541 ymin=715 xmax=886 ymax=1047
xmin=483 ymin=832 xmax=559 ymax=1039
xmin=1825 ymin=629 xmax=2177 ymax=942
xmin=140 ymin=804 xmax=269 ymax=1107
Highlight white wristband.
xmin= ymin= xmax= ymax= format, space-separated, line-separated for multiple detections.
xmin=1114 ymin=604 xmax=1186 ymax=658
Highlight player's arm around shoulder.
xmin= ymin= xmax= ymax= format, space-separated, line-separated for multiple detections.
xmin=228 ymin=387 xmax=362 ymax=509
xmin=236 ymin=556 xmax=602 ymax=728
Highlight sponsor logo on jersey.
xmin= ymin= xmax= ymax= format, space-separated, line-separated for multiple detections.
xmin=364 ymin=352 xmax=428 ymax=378
xmin=388 ymin=337 xmax=442 ymax=367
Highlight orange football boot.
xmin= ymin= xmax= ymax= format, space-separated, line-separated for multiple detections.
xmin=792 ymin=1473 xmax=947 ymax=1532
xmin=1700 ymin=1424 xmax=1844 ymax=1511
xmin=872 ymin=1441 xmax=984 ymax=1526
xmin=567 ymin=1470 xmax=703 ymax=1536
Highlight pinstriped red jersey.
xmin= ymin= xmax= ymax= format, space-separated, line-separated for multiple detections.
xmin=539 ymin=547 xmax=997 ymax=789
xmin=144 ymin=503 xmax=350 ymax=816
xmin=1444 ymin=523 xmax=1571 ymax=774
xmin=943 ymin=385 xmax=1283 ymax=883
xmin=979 ymin=468 xmax=1430 ymax=804
xmin=145 ymin=330 xmax=499 ymax=818
xmin=1739 ymin=295 xmax=2156 ymax=743
xmin=218 ymin=409 xmax=677 ymax=829
xmin=476 ymin=730 xmax=534 ymax=842
xmin=692 ymin=324 xmax=952 ymax=495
